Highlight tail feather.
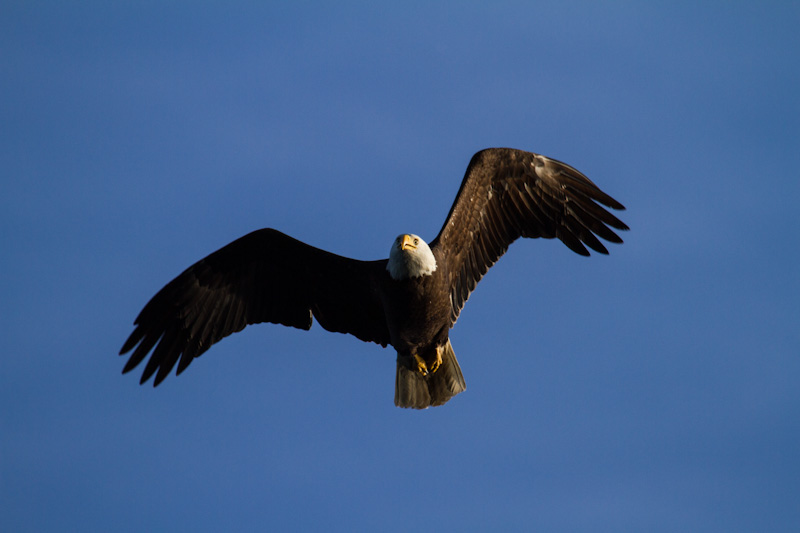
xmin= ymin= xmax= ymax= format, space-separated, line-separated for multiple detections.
xmin=394 ymin=340 xmax=466 ymax=409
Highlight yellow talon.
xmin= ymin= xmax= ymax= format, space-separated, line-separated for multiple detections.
xmin=414 ymin=353 xmax=428 ymax=375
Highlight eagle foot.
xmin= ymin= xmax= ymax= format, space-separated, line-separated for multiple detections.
xmin=413 ymin=353 xmax=429 ymax=375
xmin=413 ymin=350 xmax=443 ymax=376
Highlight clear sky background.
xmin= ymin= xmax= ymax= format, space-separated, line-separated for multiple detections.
xmin=2 ymin=2 xmax=798 ymax=531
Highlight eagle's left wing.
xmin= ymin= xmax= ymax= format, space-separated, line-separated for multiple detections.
xmin=430 ymin=148 xmax=628 ymax=325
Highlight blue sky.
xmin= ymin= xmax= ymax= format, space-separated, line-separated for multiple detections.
xmin=2 ymin=2 xmax=798 ymax=531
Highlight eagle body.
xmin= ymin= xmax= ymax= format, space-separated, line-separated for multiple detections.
xmin=382 ymin=269 xmax=449 ymax=352
xmin=380 ymin=248 xmax=464 ymax=408
xmin=120 ymin=148 xmax=628 ymax=409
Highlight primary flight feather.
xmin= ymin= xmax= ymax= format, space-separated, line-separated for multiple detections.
xmin=120 ymin=148 xmax=628 ymax=408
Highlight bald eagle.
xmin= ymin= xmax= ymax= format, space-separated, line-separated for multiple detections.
xmin=120 ymin=148 xmax=627 ymax=409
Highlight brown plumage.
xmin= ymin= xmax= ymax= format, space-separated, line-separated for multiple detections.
xmin=120 ymin=148 xmax=628 ymax=408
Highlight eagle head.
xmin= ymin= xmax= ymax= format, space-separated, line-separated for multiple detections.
xmin=387 ymin=234 xmax=437 ymax=280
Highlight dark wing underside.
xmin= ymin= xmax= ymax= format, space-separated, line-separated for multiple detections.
xmin=120 ymin=229 xmax=390 ymax=385
xmin=430 ymin=148 xmax=628 ymax=324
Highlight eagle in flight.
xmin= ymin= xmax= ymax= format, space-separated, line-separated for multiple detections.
xmin=120 ymin=148 xmax=627 ymax=408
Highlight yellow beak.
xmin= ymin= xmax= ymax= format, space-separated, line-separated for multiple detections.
xmin=401 ymin=234 xmax=416 ymax=251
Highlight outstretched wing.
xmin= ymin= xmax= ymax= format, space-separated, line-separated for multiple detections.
xmin=430 ymin=148 xmax=628 ymax=324
xmin=120 ymin=228 xmax=390 ymax=385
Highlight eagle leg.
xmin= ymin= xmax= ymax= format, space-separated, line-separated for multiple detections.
xmin=429 ymin=345 xmax=444 ymax=374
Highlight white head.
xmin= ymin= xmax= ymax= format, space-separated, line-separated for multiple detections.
xmin=387 ymin=234 xmax=437 ymax=280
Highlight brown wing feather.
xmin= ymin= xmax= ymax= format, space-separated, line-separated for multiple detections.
xmin=430 ymin=148 xmax=628 ymax=324
xmin=120 ymin=229 xmax=390 ymax=385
